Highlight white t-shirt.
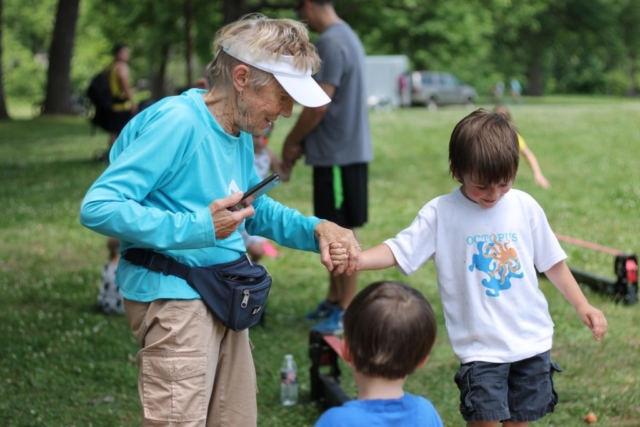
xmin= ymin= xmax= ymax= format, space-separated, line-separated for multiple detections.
xmin=385 ymin=188 xmax=566 ymax=363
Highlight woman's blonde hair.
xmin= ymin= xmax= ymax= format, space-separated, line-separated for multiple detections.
xmin=207 ymin=14 xmax=321 ymax=89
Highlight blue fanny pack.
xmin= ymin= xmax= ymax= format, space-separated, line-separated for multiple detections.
xmin=123 ymin=249 xmax=272 ymax=331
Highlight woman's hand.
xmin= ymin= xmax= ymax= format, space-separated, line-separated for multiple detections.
xmin=208 ymin=192 xmax=255 ymax=240
xmin=314 ymin=222 xmax=361 ymax=275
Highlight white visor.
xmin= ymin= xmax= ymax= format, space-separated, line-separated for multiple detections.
xmin=222 ymin=45 xmax=330 ymax=108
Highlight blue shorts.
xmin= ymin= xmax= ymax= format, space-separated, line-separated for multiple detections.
xmin=454 ymin=351 xmax=563 ymax=423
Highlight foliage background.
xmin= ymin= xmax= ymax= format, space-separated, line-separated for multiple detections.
xmin=3 ymin=0 xmax=640 ymax=107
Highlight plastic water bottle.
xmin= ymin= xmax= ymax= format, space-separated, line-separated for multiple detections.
xmin=280 ymin=354 xmax=298 ymax=406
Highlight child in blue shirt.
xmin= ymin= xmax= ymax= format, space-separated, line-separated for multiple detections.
xmin=315 ymin=280 xmax=443 ymax=427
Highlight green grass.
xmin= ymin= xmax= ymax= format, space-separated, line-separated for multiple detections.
xmin=6 ymin=101 xmax=43 ymax=120
xmin=1 ymin=96 xmax=639 ymax=426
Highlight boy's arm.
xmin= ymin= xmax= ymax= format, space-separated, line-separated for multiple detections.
xmin=544 ymin=260 xmax=607 ymax=340
xmin=521 ymin=145 xmax=549 ymax=189
xmin=359 ymin=244 xmax=398 ymax=270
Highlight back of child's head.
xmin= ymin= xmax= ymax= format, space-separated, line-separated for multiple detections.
xmin=343 ymin=281 xmax=437 ymax=380
xmin=492 ymin=105 xmax=512 ymax=121
xmin=449 ymin=108 xmax=519 ymax=185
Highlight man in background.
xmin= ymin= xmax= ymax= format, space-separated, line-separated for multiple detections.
xmin=282 ymin=0 xmax=373 ymax=333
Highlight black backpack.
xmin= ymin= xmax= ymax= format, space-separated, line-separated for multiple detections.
xmin=87 ymin=70 xmax=113 ymax=110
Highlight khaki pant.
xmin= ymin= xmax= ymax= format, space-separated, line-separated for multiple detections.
xmin=124 ymin=299 xmax=257 ymax=427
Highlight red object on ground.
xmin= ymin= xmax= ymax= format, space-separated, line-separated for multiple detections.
xmin=323 ymin=335 xmax=344 ymax=359
xmin=626 ymin=259 xmax=638 ymax=283
xmin=583 ymin=412 xmax=597 ymax=423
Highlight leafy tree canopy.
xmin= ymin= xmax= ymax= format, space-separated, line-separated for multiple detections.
xmin=3 ymin=0 xmax=640 ymax=105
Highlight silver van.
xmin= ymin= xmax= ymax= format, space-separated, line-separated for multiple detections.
xmin=409 ymin=71 xmax=476 ymax=110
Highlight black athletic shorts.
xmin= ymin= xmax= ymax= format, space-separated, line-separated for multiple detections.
xmin=313 ymin=163 xmax=368 ymax=228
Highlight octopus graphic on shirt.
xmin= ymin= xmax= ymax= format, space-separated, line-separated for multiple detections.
xmin=469 ymin=234 xmax=524 ymax=297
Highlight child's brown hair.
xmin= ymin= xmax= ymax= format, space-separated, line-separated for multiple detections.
xmin=343 ymin=281 xmax=437 ymax=380
xmin=449 ymin=109 xmax=519 ymax=185
xmin=493 ymin=105 xmax=512 ymax=121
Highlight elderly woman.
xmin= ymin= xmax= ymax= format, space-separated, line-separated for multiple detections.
xmin=80 ymin=15 xmax=359 ymax=427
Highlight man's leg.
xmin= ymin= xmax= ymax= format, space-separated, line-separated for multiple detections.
xmin=327 ymin=226 xmax=359 ymax=309
xmin=310 ymin=164 xmax=366 ymax=325
xmin=312 ymin=270 xmax=357 ymax=333
xmin=313 ymin=227 xmax=357 ymax=333
xmin=327 ymin=274 xmax=341 ymax=303
xmin=308 ymin=165 xmax=345 ymax=320
xmin=332 ymin=163 xmax=366 ymax=313
xmin=337 ymin=270 xmax=358 ymax=310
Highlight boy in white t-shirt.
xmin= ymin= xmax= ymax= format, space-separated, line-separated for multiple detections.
xmin=330 ymin=109 xmax=608 ymax=426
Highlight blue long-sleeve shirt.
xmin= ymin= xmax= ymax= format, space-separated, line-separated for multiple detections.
xmin=80 ymin=89 xmax=322 ymax=302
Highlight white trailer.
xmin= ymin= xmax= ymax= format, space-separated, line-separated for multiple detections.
xmin=364 ymin=55 xmax=410 ymax=109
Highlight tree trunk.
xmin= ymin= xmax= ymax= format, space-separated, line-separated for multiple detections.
xmin=526 ymin=54 xmax=544 ymax=96
xmin=151 ymin=43 xmax=170 ymax=101
xmin=42 ymin=0 xmax=81 ymax=115
xmin=184 ymin=0 xmax=193 ymax=87
xmin=0 ymin=0 xmax=10 ymax=119
xmin=628 ymin=57 xmax=638 ymax=97
xmin=223 ymin=0 xmax=250 ymax=24
xmin=222 ymin=1 xmax=297 ymax=25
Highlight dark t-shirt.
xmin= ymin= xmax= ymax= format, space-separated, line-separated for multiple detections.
xmin=305 ymin=23 xmax=373 ymax=166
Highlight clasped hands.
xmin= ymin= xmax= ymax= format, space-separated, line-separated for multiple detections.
xmin=208 ymin=192 xmax=361 ymax=275
xmin=314 ymin=221 xmax=362 ymax=275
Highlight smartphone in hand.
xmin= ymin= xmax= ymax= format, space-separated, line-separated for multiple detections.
xmin=228 ymin=173 xmax=281 ymax=211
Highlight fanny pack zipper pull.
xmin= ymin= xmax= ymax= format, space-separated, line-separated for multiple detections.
xmin=241 ymin=290 xmax=250 ymax=308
